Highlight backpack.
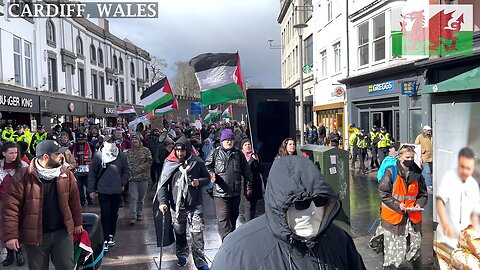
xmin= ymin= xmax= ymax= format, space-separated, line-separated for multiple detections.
xmin=377 ymin=156 xmax=398 ymax=182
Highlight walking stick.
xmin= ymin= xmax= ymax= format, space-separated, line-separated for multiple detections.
xmin=153 ymin=210 xmax=165 ymax=270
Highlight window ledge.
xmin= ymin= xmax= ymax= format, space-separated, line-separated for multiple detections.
xmin=47 ymin=40 xmax=56 ymax=48
xmin=90 ymin=60 xmax=97 ymax=65
xmin=77 ymin=54 xmax=85 ymax=60
xmin=331 ymin=71 xmax=342 ymax=77
xmin=324 ymin=20 xmax=333 ymax=28
xmin=98 ymin=63 xmax=104 ymax=68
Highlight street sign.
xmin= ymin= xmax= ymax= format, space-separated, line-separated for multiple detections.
xmin=190 ymin=102 xmax=202 ymax=115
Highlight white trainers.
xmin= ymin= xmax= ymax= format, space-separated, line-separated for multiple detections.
xmin=107 ymin=235 xmax=115 ymax=247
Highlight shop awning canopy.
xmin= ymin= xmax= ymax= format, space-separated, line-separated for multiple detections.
xmin=423 ymin=66 xmax=480 ymax=94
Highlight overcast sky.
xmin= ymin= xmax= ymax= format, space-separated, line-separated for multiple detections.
xmin=105 ymin=0 xmax=281 ymax=88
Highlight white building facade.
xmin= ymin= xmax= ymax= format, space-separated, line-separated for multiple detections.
xmin=278 ymin=0 xmax=315 ymax=135
xmin=0 ymin=5 xmax=151 ymax=131
xmin=312 ymin=0 xmax=348 ymax=147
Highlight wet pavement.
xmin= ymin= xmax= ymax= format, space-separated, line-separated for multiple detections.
xmin=2 ymin=167 xmax=434 ymax=270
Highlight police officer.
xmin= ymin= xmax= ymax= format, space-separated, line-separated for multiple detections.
xmin=11 ymin=125 xmax=29 ymax=147
xmin=369 ymin=125 xmax=380 ymax=169
xmin=1 ymin=124 xmax=14 ymax=142
xmin=377 ymin=127 xmax=392 ymax=163
xmin=29 ymin=124 xmax=49 ymax=156
xmin=351 ymin=128 xmax=369 ymax=173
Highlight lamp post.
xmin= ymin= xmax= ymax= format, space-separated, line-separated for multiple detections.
xmin=293 ymin=15 xmax=307 ymax=146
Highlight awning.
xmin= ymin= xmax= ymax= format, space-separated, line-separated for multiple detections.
xmin=423 ymin=66 xmax=480 ymax=94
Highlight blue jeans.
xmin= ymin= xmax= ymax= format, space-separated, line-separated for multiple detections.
xmin=422 ymin=162 xmax=432 ymax=187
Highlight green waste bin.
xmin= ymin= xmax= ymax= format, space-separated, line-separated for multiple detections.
xmin=299 ymin=145 xmax=350 ymax=232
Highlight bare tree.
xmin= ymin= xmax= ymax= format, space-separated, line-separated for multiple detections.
xmin=173 ymin=61 xmax=200 ymax=98
xmin=149 ymin=56 xmax=167 ymax=84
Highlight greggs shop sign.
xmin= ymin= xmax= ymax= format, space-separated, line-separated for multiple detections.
xmin=368 ymin=80 xmax=395 ymax=94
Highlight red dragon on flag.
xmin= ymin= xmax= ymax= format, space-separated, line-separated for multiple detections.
xmin=393 ymin=4 xmax=472 ymax=56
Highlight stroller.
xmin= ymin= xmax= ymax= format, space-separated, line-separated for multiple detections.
xmin=74 ymin=213 xmax=104 ymax=270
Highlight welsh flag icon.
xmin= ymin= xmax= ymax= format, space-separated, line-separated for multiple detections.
xmin=391 ymin=1 xmax=473 ymax=57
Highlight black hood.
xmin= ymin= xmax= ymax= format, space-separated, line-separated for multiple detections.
xmin=265 ymin=156 xmax=341 ymax=246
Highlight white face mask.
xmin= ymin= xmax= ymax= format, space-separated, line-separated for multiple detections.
xmin=286 ymin=201 xmax=325 ymax=240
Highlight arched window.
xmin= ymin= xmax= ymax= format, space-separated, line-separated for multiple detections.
xmin=46 ymin=20 xmax=55 ymax=45
xmin=145 ymin=67 xmax=149 ymax=80
xmin=90 ymin=44 xmax=96 ymax=62
xmin=113 ymin=55 xmax=118 ymax=70
xmin=76 ymin=36 xmax=83 ymax=55
xmin=119 ymin=57 xmax=123 ymax=72
xmin=97 ymin=48 xmax=103 ymax=65
xmin=130 ymin=62 xmax=135 ymax=77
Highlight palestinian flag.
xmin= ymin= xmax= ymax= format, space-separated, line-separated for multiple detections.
xmin=189 ymin=52 xmax=244 ymax=106
xmin=155 ymin=99 xmax=178 ymax=115
xmin=391 ymin=1 xmax=473 ymax=57
xmin=140 ymin=77 xmax=174 ymax=112
xmin=222 ymin=106 xmax=233 ymax=119
xmin=204 ymin=107 xmax=221 ymax=122
xmin=116 ymin=106 xmax=136 ymax=115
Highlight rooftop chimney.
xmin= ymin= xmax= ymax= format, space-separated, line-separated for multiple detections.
xmin=98 ymin=18 xmax=109 ymax=32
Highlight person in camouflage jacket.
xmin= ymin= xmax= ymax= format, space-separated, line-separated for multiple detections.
xmin=125 ymin=135 xmax=152 ymax=224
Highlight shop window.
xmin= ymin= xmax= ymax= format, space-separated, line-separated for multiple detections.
xmin=78 ymin=67 xmax=85 ymax=97
xmin=304 ymin=34 xmax=313 ymax=67
xmin=333 ymin=42 xmax=341 ymax=73
xmin=99 ymin=76 xmax=105 ymax=100
xmin=409 ymin=109 xmax=423 ymax=142
xmin=92 ymin=74 xmax=98 ymax=99
xmin=47 ymin=57 xmax=58 ymax=92
xmin=13 ymin=37 xmax=22 ymax=84
xmin=46 ymin=19 xmax=56 ymax=47
xmin=320 ymin=50 xmax=327 ymax=78
xmin=24 ymin=42 xmax=33 ymax=87
xmin=76 ymin=36 xmax=83 ymax=56
xmin=358 ymin=22 xmax=369 ymax=66
xmin=373 ymin=13 xmax=385 ymax=62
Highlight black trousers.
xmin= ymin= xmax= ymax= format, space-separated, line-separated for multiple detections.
xmin=352 ymin=149 xmax=367 ymax=171
xmin=244 ymin=199 xmax=258 ymax=222
xmin=213 ymin=196 xmax=240 ymax=241
xmin=98 ymin=193 xmax=122 ymax=239
xmin=76 ymin=174 xmax=92 ymax=204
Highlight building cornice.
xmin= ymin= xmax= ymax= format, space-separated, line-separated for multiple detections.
xmin=277 ymin=0 xmax=292 ymax=23
xmin=338 ymin=62 xmax=416 ymax=85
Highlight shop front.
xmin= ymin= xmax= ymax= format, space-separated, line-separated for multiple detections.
xmin=0 ymin=88 xmax=40 ymax=129
xmin=90 ymin=103 xmax=118 ymax=128
xmin=40 ymin=96 xmax=88 ymax=131
xmin=343 ymin=64 xmax=427 ymax=143
xmin=313 ymin=85 xmax=346 ymax=147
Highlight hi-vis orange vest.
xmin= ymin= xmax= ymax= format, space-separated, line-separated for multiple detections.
xmin=381 ymin=171 xmax=422 ymax=225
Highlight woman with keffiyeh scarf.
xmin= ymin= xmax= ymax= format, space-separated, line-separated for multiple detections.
xmin=241 ymin=138 xmax=265 ymax=222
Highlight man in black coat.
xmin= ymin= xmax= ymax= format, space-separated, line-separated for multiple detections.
xmin=211 ymin=156 xmax=366 ymax=270
xmin=157 ymin=137 xmax=210 ymax=270
xmin=205 ymin=129 xmax=253 ymax=241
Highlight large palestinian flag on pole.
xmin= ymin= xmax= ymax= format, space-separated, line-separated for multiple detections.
xmin=222 ymin=106 xmax=233 ymax=119
xmin=189 ymin=52 xmax=244 ymax=106
xmin=140 ymin=77 xmax=175 ymax=112
xmin=204 ymin=107 xmax=221 ymax=122
xmin=155 ymin=99 xmax=178 ymax=115
xmin=391 ymin=1 xmax=473 ymax=57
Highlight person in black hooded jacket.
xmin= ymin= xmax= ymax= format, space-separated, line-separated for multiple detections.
xmin=211 ymin=156 xmax=366 ymax=270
